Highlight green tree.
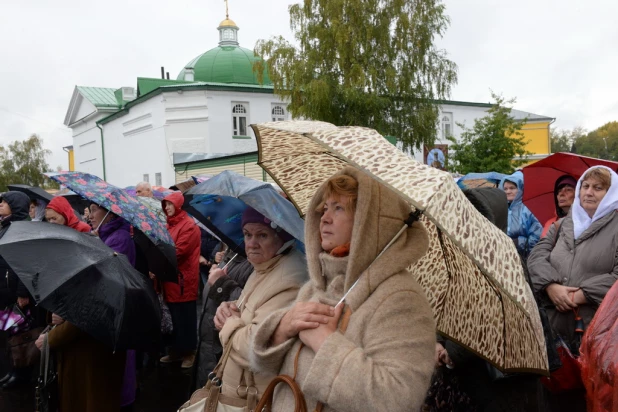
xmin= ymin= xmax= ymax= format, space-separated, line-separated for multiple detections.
xmin=253 ymin=0 xmax=458 ymax=151
xmin=447 ymin=94 xmax=531 ymax=174
xmin=0 ymin=134 xmax=56 ymax=191
xmin=550 ymin=126 xmax=586 ymax=153
xmin=574 ymin=121 xmax=618 ymax=160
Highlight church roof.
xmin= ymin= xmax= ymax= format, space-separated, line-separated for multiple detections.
xmin=177 ymin=46 xmax=271 ymax=85
xmin=76 ymin=86 xmax=119 ymax=108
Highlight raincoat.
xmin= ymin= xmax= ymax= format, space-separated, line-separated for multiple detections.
xmin=250 ymin=167 xmax=435 ymax=412
xmin=47 ymin=196 xmax=91 ymax=233
xmin=499 ymin=172 xmax=542 ymax=257
xmin=161 ymin=192 xmax=201 ymax=303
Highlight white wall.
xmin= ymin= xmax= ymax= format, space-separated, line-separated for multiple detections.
xmin=71 ymin=112 xmax=112 ymax=178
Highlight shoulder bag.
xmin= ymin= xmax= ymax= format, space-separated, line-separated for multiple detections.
xmin=35 ymin=328 xmax=58 ymax=412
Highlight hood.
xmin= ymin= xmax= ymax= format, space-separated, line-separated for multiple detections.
xmin=2 ymin=191 xmax=31 ymax=222
xmin=305 ymin=166 xmax=429 ymax=309
xmin=162 ymin=191 xmax=187 ymax=225
xmin=572 ymin=166 xmax=618 ymax=239
xmin=499 ymin=171 xmax=524 ymax=205
xmin=462 ymin=188 xmax=508 ymax=233
xmin=553 ymin=175 xmax=577 ymax=218
xmin=47 ymin=196 xmax=89 ymax=232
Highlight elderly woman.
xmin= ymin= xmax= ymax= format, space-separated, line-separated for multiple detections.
xmin=250 ymin=167 xmax=435 ymax=412
xmin=500 ymin=171 xmax=543 ymax=257
xmin=29 ymin=199 xmax=47 ymax=222
xmin=212 ymin=206 xmax=307 ymax=407
xmin=528 ymin=166 xmax=618 ymax=410
xmin=541 ymin=175 xmax=577 ymax=237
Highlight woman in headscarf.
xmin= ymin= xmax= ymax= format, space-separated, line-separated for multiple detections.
xmin=160 ymin=192 xmax=201 ymax=369
xmin=45 ymin=196 xmax=91 ymax=233
xmin=28 ymin=199 xmax=47 ymax=222
xmin=528 ymin=166 xmax=618 ymax=411
xmin=210 ymin=206 xmax=307 ymax=408
xmin=541 ymin=175 xmax=577 ymax=237
xmin=250 ymin=167 xmax=435 ymax=412
xmin=500 ymin=171 xmax=543 ymax=257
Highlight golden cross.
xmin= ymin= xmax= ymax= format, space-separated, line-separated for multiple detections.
xmin=224 ymin=0 xmax=229 ymax=19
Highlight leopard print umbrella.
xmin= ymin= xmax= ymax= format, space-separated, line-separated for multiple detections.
xmin=251 ymin=120 xmax=548 ymax=375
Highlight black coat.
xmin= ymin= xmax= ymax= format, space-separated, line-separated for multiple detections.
xmin=0 ymin=192 xmax=31 ymax=308
xmin=194 ymin=250 xmax=253 ymax=389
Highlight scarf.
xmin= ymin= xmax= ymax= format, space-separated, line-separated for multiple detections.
xmin=572 ymin=166 xmax=618 ymax=239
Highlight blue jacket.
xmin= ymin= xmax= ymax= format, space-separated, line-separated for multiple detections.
xmin=500 ymin=172 xmax=542 ymax=257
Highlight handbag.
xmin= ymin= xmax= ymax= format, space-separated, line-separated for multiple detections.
xmin=178 ymin=330 xmax=255 ymax=412
xmin=159 ymin=294 xmax=173 ymax=335
xmin=255 ymin=305 xmax=354 ymax=412
xmin=1 ymin=304 xmax=33 ymax=335
xmin=7 ymin=325 xmax=45 ymax=368
xmin=35 ymin=328 xmax=58 ymax=412
xmin=541 ymin=335 xmax=583 ymax=393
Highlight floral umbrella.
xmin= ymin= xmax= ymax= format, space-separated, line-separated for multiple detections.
xmin=251 ymin=120 xmax=548 ymax=374
xmin=47 ymin=172 xmax=177 ymax=283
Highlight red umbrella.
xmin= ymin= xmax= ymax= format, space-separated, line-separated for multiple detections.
xmin=522 ymin=152 xmax=618 ymax=225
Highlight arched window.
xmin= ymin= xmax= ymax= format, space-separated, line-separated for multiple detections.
xmin=232 ymin=104 xmax=248 ymax=136
xmin=442 ymin=113 xmax=452 ymax=139
xmin=271 ymin=105 xmax=286 ymax=121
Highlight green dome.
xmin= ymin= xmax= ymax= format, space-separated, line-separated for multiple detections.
xmin=177 ymin=46 xmax=271 ymax=85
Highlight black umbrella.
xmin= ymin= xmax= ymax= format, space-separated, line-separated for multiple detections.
xmin=7 ymin=184 xmax=53 ymax=203
xmin=0 ymin=221 xmax=160 ymax=351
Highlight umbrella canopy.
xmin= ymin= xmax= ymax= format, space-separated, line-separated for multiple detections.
xmin=7 ymin=184 xmax=53 ymax=203
xmin=456 ymin=172 xmax=508 ymax=190
xmin=46 ymin=172 xmax=177 ymax=283
xmin=522 ymin=152 xmax=618 ymax=225
xmin=185 ymin=170 xmax=305 ymax=255
xmin=124 ymin=185 xmax=174 ymax=200
xmin=0 ymin=221 xmax=160 ymax=350
xmin=251 ymin=120 xmax=548 ymax=374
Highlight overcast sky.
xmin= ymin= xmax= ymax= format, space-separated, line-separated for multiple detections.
xmin=1 ymin=0 xmax=616 ymax=170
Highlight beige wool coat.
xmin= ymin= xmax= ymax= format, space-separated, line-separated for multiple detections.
xmin=219 ymin=247 xmax=308 ymax=399
xmin=250 ymin=167 xmax=436 ymax=412
xmin=528 ymin=211 xmax=618 ymax=349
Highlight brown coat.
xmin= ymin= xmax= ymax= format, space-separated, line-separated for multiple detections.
xmin=219 ymin=248 xmax=308 ymax=399
xmin=48 ymin=322 xmax=126 ymax=412
xmin=250 ymin=167 xmax=436 ymax=412
xmin=528 ymin=211 xmax=618 ymax=349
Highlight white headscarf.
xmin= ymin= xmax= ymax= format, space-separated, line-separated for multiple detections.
xmin=572 ymin=166 xmax=618 ymax=239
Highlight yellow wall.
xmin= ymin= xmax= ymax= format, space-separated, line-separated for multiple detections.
xmin=520 ymin=121 xmax=551 ymax=155
xmin=68 ymin=149 xmax=75 ymax=171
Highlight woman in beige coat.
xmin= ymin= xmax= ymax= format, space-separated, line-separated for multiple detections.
xmin=528 ymin=165 xmax=618 ymax=411
xmin=214 ymin=206 xmax=308 ymax=403
xmin=250 ymin=167 xmax=436 ymax=412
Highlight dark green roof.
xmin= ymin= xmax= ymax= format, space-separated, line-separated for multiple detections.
xmin=76 ymin=86 xmax=120 ymax=108
xmin=177 ymin=46 xmax=271 ymax=85
xmin=136 ymin=77 xmax=196 ymax=96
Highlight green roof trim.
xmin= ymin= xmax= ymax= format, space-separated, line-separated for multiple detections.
xmin=177 ymin=46 xmax=271 ymax=86
xmin=97 ymin=82 xmax=274 ymax=125
xmin=434 ymin=99 xmax=493 ymax=108
xmin=177 ymin=152 xmax=258 ymax=171
xmin=232 ymin=135 xmax=252 ymax=139
xmin=137 ymin=77 xmax=195 ymax=96
xmin=384 ymin=135 xmax=397 ymax=146
xmin=77 ymin=86 xmax=120 ymax=108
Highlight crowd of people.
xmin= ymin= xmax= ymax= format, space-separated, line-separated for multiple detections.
xmin=0 ymin=163 xmax=617 ymax=412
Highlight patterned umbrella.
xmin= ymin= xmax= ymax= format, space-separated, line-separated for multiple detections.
xmin=456 ymin=172 xmax=508 ymax=190
xmin=124 ymin=185 xmax=174 ymax=201
xmin=47 ymin=172 xmax=177 ymax=283
xmin=251 ymin=120 xmax=548 ymax=375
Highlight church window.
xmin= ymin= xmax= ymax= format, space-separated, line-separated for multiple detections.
xmin=143 ymin=174 xmax=149 ymax=183
xmin=442 ymin=113 xmax=453 ymax=139
xmin=155 ymin=173 xmax=162 ymax=186
xmin=232 ymin=103 xmax=248 ymax=136
xmin=222 ymin=29 xmax=235 ymax=41
xmin=272 ymin=105 xmax=286 ymax=121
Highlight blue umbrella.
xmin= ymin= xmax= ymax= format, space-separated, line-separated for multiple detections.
xmin=185 ymin=171 xmax=305 ymax=255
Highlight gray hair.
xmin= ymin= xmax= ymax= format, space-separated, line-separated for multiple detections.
xmin=136 ymin=181 xmax=152 ymax=190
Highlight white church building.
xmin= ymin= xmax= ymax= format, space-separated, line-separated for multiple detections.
xmin=64 ymin=15 xmax=554 ymax=187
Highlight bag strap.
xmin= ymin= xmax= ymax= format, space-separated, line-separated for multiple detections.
xmin=552 ymin=220 xmax=563 ymax=248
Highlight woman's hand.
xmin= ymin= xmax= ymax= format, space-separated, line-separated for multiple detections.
xmin=208 ymin=267 xmax=227 ymax=286
xmin=271 ymin=302 xmax=336 ymax=345
xmin=570 ymin=289 xmax=587 ymax=306
xmin=435 ymin=343 xmax=454 ymax=369
xmin=199 ymin=256 xmax=209 ymax=266
xmin=35 ymin=333 xmax=46 ymax=351
xmin=51 ymin=313 xmax=65 ymax=325
xmin=16 ymin=297 xmax=29 ymax=308
xmin=299 ymin=303 xmax=343 ymax=353
xmin=214 ymin=301 xmax=240 ymax=330
xmin=546 ymin=283 xmax=580 ymax=312
xmin=214 ymin=251 xmax=225 ymax=264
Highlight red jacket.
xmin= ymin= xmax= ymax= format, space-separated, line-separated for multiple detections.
xmin=47 ymin=197 xmax=91 ymax=233
xmin=162 ymin=192 xmax=201 ymax=303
